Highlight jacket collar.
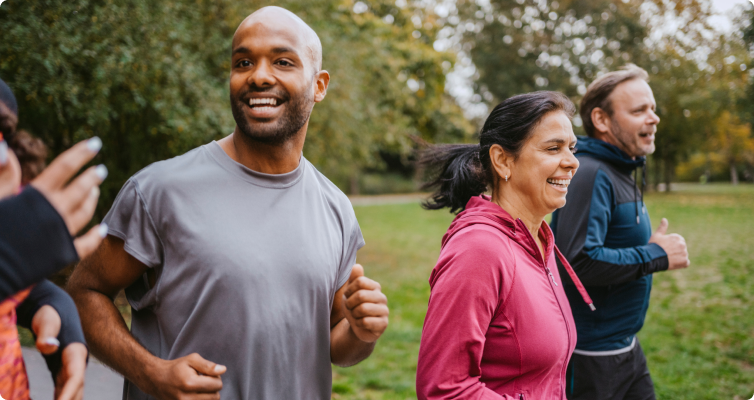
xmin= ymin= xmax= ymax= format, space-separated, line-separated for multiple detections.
xmin=442 ymin=195 xmax=554 ymax=264
xmin=576 ymin=136 xmax=645 ymax=173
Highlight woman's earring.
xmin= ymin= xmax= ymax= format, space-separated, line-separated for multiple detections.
xmin=505 ymin=174 xmax=508 ymax=182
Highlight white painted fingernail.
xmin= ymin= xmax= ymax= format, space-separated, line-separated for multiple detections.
xmin=43 ymin=337 xmax=60 ymax=347
xmin=98 ymin=223 xmax=108 ymax=238
xmin=95 ymin=164 xmax=108 ymax=180
xmin=87 ymin=136 xmax=102 ymax=152
xmin=0 ymin=141 xmax=7 ymax=166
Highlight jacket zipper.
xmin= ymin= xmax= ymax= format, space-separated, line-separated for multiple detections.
xmin=545 ymin=267 xmax=558 ymax=286
xmin=518 ymin=219 xmax=571 ymax=399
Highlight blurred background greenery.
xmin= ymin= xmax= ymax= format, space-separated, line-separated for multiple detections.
xmin=4 ymin=0 xmax=754 ymax=398
xmin=2 ymin=0 xmax=754 ymax=208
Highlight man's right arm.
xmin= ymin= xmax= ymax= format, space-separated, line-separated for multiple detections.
xmin=67 ymin=236 xmax=226 ymax=400
xmin=557 ymin=169 xmax=687 ymax=286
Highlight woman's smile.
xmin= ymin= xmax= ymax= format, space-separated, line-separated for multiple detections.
xmin=547 ymin=177 xmax=571 ymax=192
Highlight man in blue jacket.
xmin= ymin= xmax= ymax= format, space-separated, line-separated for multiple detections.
xmin=552 ymin=64 xmax=690 ymax=400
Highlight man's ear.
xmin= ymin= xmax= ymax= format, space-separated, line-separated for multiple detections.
xmin=591 ymin=107 xmax=611 ymax=136
xmin=313 ymin=70 xmax=330 ymax=103
xmin=489 ymin=144 xmax=512 ymax=183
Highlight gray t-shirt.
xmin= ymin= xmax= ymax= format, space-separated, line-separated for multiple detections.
xmin=103 ymin=141 xmax=365 ymax=400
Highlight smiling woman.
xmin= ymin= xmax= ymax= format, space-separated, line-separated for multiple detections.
xmin=416 ymin=91 xmax=595 ymax=400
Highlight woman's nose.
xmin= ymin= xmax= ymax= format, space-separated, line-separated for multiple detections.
xmin=563 ymin=150 xmax=579 ymax=170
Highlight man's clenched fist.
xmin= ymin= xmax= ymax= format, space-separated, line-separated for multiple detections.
xmin=341 ymin=264 xmax=389 ymax=343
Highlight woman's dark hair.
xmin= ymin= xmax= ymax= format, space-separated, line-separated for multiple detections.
xmin=0 ymin=101 xmax=18 ymax=140
xmin=419 ymin=91 xmax=575 ymax=214
xmin=0 ymin=98 xmax=48 ymax=185
xmin=9 ymin=130 xmax=48 ymax=185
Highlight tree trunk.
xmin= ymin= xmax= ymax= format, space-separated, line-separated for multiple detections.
xmin=730 ymin=162 xmax=739 ymax=185
xmin=664 ymin=159 xmax=673 ymax=193
xmin=349 ymin=172 xmax=360 ymax=195
xmin=652 ymin=157 xmax=661 ymax=191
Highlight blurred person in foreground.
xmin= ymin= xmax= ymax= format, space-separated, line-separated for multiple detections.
xmin=67 ymin=6 xmax=389 ymax=400
xmin=0 ymin=77 xmax=108 ymax=400
xmin=416 ymin=91 xmax=595 ymax=399
xmin=550 ymin=65 xmax=690 ymax=400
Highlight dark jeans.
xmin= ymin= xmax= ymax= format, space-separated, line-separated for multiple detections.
xmin=566 ymin=339 xmax=655 ymax=400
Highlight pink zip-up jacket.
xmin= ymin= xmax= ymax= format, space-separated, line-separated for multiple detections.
xmin=417 ymin=196 xmax=593 ymax=400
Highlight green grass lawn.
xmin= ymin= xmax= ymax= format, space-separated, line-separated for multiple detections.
xmin=333 ymin=184 xmax=754 ymax=400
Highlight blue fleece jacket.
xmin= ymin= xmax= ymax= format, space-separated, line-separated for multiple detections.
xmin=551 ymin=136 xmax=668 ymax=352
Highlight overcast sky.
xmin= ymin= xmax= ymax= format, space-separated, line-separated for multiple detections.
xmin=710 ymin=0 xmax=750 ymax=31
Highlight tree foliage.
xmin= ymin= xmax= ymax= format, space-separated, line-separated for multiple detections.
xmin=0 ymin=0 xmax=471 ymax=210
xmin=443 ymin=0 xmax=753 ymax=186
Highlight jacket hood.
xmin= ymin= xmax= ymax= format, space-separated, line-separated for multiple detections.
xmin=442 ymin=195 xmax=596 ymax=311
xmin=576 ymin=136 xmax=645 ymax=173
xmin=441 ymin=195 xmax=553 ymax=263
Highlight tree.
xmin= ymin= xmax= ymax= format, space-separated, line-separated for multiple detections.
xmin=709 ymin=112 xmax=754 ymax=184
xmin=0 ymin=0 xmax=471 ymax=209
xmin=439 ymin=0 xmax=750 ymax=189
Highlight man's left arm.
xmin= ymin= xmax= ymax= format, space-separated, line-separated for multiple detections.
xmin=330 ymin=264 xmax=389 ymax=367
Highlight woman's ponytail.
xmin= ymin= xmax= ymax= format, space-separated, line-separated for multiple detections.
xmin=418 ymin=91 xmax=576 ymax=214
xmin=418 ymin=144 xmax=488 ymax=214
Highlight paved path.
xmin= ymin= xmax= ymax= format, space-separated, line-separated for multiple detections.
xmin=23 ymin=347 xmax=123 ymax=400
xmin=348 ymin=192 xmax=427 ymax=206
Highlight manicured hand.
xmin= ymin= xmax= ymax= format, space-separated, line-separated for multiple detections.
xmin=0 ymin=141 xmax=21 ymax=199
xmin=342 ymin=264 xmax=389 ymax=343
xmin=649 ymin=218 xmax=690 ymax=270
xmin=32 ymin=306 xmax=87 ymax=400
xmin=145 ymin=353 xmax=226 ymax=400
xmin=31 ymin=305 xmax=62 ymax=355
xmin=55 ymin=343 xmax=87 ymax=400
xmin=29 ymin=137 xmax=108 ymax=258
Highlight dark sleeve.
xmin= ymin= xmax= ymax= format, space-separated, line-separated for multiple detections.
xmin=555 ymin=168 xmax=668 ymax=286
xmin=16 ymin=279 xmax=88 ymax=378
xmin=0 ymin=187 xmax=79 ymax=300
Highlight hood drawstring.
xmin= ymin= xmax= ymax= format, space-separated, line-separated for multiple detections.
xmin=641 ymin=161 xmax=647 ymax=215
xmin=634 ymin=168 xmax=640 ymax=224
xmin=633 ymin=161 xmax=647 ymax=224
xmin=554 ymin=246 xmax=596 ymax=311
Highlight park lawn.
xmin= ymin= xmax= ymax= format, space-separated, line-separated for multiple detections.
xmin=333 ymin=184 xmax=754 ymax=400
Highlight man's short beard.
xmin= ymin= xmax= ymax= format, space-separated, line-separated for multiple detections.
xmin=230 ymin=86 xmax=314 ymax=146
xmin=610 ymin=118 xmax=655 ymax=157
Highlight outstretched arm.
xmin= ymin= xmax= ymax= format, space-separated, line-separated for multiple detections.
xmin=67 ymin=236 xmax=226 ymax=400
xmin=329 ymin=264 xmax=389 ymax=367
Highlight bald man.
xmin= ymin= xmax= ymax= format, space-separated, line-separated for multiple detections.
xmin=67 ymin=7 xmax=389 ymax=400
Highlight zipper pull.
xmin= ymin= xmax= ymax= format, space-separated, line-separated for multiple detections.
xmin=546 ymin=267 xmax=558 ymax=286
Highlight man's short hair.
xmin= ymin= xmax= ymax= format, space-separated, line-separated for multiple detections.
xmin=579 ymin=64 xmax=649 ymax=137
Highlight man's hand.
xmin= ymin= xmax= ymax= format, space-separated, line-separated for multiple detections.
xmin=649 ymin=218 xmax=690 ymax=270
xmin=144 ymin=353 xmax=226 ymax=400
xmin=342 ymin=265 xmax=389 ymax=343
